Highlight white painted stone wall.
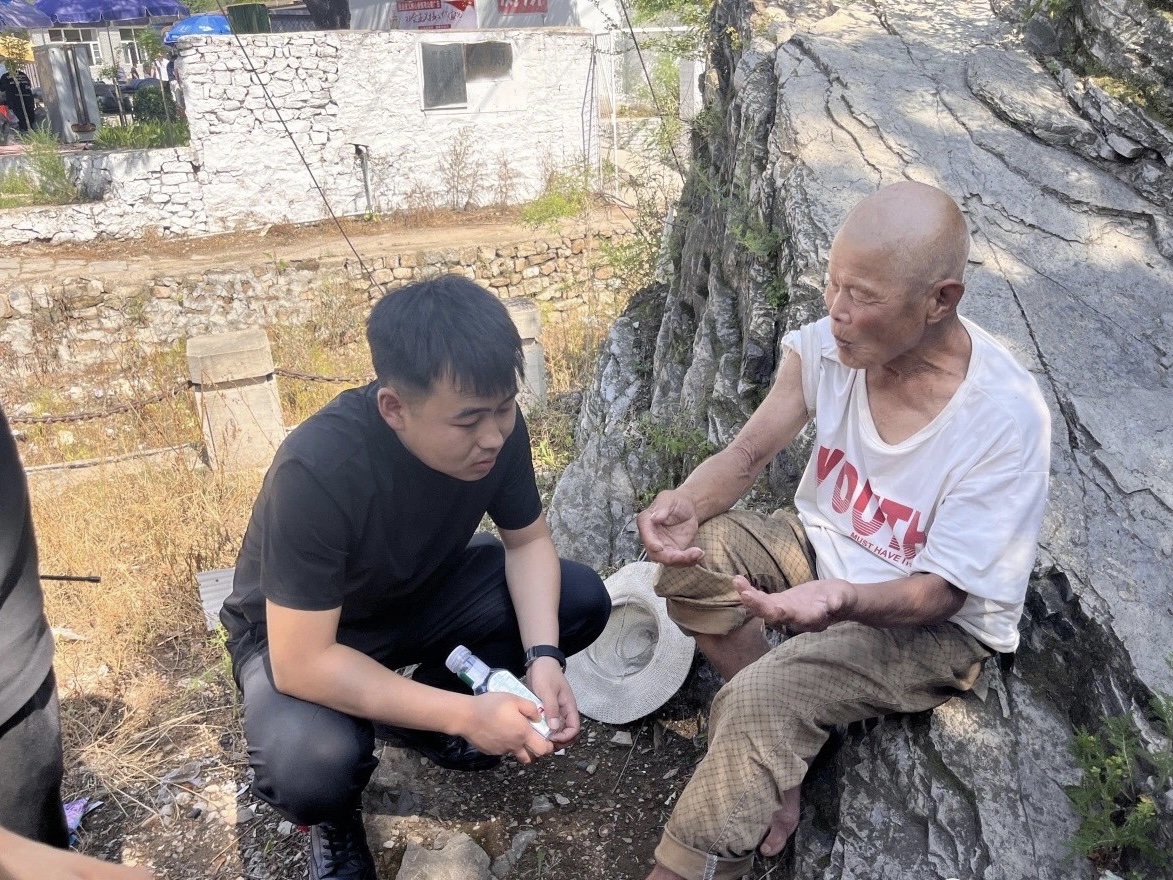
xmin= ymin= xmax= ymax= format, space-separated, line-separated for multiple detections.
xmin=0 ymin=28 xmax=598 ymax=244
xmin=181 ymin=28 xmax=600 ymax=229
xmin=0 ymin=147 xmax=210 ymax=245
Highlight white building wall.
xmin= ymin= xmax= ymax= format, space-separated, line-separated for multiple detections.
xmin=179 ymin=28 xmax=599 ymax=229
xmin=348 ymin=0 xmax=620 ymax=33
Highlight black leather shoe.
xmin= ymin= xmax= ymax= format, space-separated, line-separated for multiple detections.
xmin=309 ymin=809 xmax=376 ymax=880
xmin=375 ymin=725 xmax=501 ymax=772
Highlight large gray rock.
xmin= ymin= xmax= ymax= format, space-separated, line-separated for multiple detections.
xmin=549 ymin=0 xmax=1173 ymax=875
xmin=395 ymin=832 xmax=492 ymax=880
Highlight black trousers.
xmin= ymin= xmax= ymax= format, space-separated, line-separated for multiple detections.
xmin=0 ymin=669 xmax=69 ymax=847
xmin=235 ymin=536 xmax=609 ymax=826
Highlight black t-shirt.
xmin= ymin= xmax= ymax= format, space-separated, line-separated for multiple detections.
xmin=220 ymin=383 xmax=542 ymax=666
xmin=0 ymin=405 xmax=54 ymax=724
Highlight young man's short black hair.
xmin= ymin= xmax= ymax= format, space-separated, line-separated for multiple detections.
xmin=366 ymin=276 xmax=525 ymax=400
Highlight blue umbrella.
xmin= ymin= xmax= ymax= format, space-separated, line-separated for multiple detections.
xmin=164 ymin=11 xmax=228 ymax=43
xmin=34 ymin=0 xmax=189 ymax=24
xmin=0 ymin=0 xmax=54 ymax=29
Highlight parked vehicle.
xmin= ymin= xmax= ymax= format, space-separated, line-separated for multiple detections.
xmin=93 ymin=82 xmax=132 ymax=115
xmin=123 ymin=77 xmax=162 ymax=96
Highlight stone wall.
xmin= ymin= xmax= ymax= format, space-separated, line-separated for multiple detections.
xmin=0 ymin=28 xmax=599 ymax=245
xmin=0 ymin=224 xmax=632 ymax=370
xmin=0 ymin=148 xmax=210 ymax=245
xmin=183 ymin=29 xmax=598 ymax=230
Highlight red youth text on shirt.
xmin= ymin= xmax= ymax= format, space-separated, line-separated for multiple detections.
xmin=815 ymin=446 xmax=928 ymax=565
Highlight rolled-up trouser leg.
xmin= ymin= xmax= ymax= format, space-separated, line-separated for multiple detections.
xmin=654 ymin=510 xmax=815 ymax=636
xmin=239 ymin=652 xmax=378 ymax=826
xmin=654 ymin=621 xmax=992 ymax=880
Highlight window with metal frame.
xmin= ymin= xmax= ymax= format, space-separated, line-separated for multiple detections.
xmin=420 ymin=41 xmax=513 ymax=110
xmin=47 ymin=28 xmax=102 ymax=66
xmin=119 ymin=28 xmax=146 ymax=68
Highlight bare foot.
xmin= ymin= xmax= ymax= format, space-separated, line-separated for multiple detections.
xmin=645 ymin=863 xmax=687 ymax=880
xmin=758 ymin=787 xmax=800 ymax=857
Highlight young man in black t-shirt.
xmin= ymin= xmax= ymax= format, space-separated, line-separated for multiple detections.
xmin=220 ymin=277 xmax=610 ymax=880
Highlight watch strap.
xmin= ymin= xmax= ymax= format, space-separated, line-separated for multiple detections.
xmin=524 ymin=644 xmax=566 ymax=671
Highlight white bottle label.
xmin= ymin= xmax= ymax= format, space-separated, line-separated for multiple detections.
xmin=486 ymin=670 xmax=551 ymax=739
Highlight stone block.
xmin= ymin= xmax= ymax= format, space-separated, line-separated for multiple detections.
xmin=392 ymin=267 xmax=414 ymax=280
xmin=399 ymin=252 xmax=419 ymax=268
xmin=186 ymin=328 xmax=285 ymax=472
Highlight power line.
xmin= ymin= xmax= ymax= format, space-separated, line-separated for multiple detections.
xmin=205 ymin=5 xmax=381 ymax=293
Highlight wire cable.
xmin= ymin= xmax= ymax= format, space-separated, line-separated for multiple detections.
xmin=614 ymin=0 xmax=688 ymax=183
xmin=205 ymin=4 xmax=381 ymax=292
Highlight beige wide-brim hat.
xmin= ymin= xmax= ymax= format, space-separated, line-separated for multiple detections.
xmin=566 ymin=561 xmax=696 ymax=725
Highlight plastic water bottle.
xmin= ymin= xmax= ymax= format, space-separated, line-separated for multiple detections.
xmin=445 ymin=645 xmax=551 ymax=739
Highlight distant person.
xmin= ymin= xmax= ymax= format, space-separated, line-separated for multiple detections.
xmin=129 ymin=65 xmax=140 ymax=80
xmin=0 ymin=68 xmax=35 ymax=132
xmin=0 ymin=826 xmax=154 ymax=879
xmin=219 ymin=278 xmax=610 ymax=880
xmin=0 ymin=404 xmax=67 ymax=848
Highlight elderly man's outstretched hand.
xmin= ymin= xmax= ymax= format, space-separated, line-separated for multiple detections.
xmin=636 ymin=490 xmax=705 ymax=567
xmin=733 ymin=575 xmax=857 ymax=633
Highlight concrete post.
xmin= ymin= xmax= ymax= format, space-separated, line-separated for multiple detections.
xmin=679 ymin=58 xmax=704 ymax=122
xmin=503 ymin=298 xmax=547 ymax=412
xmin=186 ymin=329 xmax=286 ymax=471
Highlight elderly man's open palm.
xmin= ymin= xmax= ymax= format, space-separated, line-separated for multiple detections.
xmin=637 ymin=490 xmax=706 ymax=567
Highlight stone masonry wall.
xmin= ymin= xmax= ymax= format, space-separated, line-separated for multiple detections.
xmin=183 ymin=29 xmax=599 ymax=230
xmin=0 ymin=224 xmax=632 ymax=370
xmin=0 ymin=28 xmax=599 ymax=245
xmin=0 ymin=148 xmax=210 ymax=246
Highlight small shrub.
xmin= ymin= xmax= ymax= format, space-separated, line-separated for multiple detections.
xmin=19 ymin=125 xmax=80 ymax=205
xmin=630 ymin=411 xmax=718 ymax=510
xmin=94 ymin=120 xmax=190 ymax=150
xmin=1067 ymin=681 xmax=1173 ymax=875
xmin=132 ymin=85 xmax=178 ymax=124
xmin=521 ymin=169 xmax=591 ymax=229
xmin=0 ymin=169 xmax=37 ymax=209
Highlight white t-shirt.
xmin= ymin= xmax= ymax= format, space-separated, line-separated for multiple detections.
xmin=782 ymin=316 xmax=1051 ymax=653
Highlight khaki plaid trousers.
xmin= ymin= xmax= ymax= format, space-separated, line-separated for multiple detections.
xmin=652 ymin=511 xmax=992 ymax=880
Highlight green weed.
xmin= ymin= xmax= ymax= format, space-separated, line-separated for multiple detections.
xmin=1067 ymin=664 xmax=1173 ymax=875
xmin=19 ymin=125 xmax=81 ymax=205
xmin=94 ymin=120 xmax=190 ymax=150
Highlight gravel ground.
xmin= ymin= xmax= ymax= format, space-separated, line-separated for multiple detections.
xmin=65 ymin=662 xmax=766 ymax=880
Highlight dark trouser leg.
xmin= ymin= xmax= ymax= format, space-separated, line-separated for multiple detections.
xmin=0 ymin=669 xmax=68 ymax=847
xmin=238 ymin=652 xmax=378 ymax=826
xmin=398 ymin=534 xmax=610 ymax=692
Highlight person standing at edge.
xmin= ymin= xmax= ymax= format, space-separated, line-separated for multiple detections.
xmin=637 ymin=182 xmax=1051 ymax=880
xmin=219 ymin=277 xmax=610 ymax=880
xmin=0 ymin=404 xmax=153 ymax=878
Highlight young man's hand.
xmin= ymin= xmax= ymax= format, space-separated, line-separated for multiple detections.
xmin=459 ymin=692 xmax=554 ymax=764
xmin=637 ymin=490 xmax=704 ymax=567
xmin=525 ymin=656 xmax=582 ymax=746
xmin=0 ymin=827 xmax=155 ymax=880
xmin=733 ymin=575 xmax=858 ymax=633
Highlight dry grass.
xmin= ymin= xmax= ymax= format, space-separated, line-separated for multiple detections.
xmin=542 ymin=287 xmax=631 ymax=394
xmin=31 ymin=454 xmax=261 ymax=811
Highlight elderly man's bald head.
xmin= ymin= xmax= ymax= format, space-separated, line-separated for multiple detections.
xmin=836 ymin=182 xmax=970 ymax=295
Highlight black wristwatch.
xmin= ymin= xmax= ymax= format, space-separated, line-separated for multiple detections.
xmin=524 ymin=644 xmax=566 ymax=671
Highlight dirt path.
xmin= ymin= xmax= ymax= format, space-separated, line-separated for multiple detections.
xmin=3 ymin=206 xmax=635 ymax=285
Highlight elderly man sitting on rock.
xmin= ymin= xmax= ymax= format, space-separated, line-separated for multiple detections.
xmin=636 ymin=181 xmax=1052 ymax=880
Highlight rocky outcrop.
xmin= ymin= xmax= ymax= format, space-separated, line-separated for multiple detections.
xmin=549 ymin=0 xmax=1173 ymax=875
